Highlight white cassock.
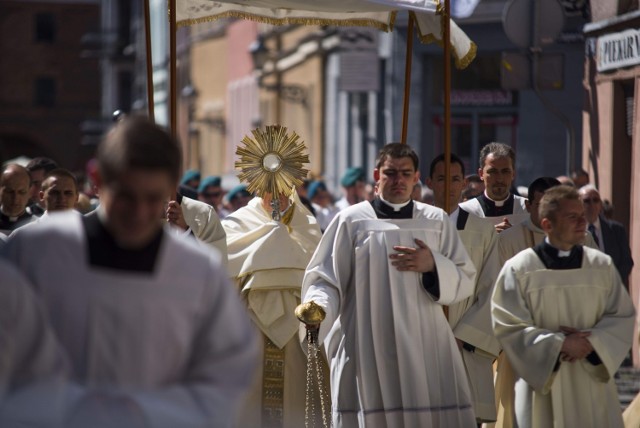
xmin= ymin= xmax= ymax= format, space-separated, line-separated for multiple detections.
xmin=493 ymin=217 xmax=599 ymax=428
xmin=222 ymin=196 xmax=326 ymax=428
xmin=448 ymin=207 xmax=501 ymax=422
xmin=302 ymin=200 xmax=477 ymax=427
xmin=2 ymin=211 xmax=258 ymax=428
xmin=0 ymin=258 xmax=68 ymax=426
xmin=459 ymin=194 xmax=528 ymax=227
xmin=498 ymin=217 xmax=598 ymax=265
xmin=180 ymin=196 xmax=228 ymax=265
xmin=492 ymin=246 xmax=635 ymax=428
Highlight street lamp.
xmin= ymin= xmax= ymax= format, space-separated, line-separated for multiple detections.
xmin=249 ymin=35 xmax=271 ymax=71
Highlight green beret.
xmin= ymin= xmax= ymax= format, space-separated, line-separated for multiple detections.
xmin=198 ymin=176 xmax=222 ymax=193
xmin=307 ymin=181 xmax=327 ymax=200
xmin=341 ymin=167 xmax=365 ymax=187
xmin=227 ymin=184 xmax=251 ymax=202
xmin=180 ymin=169 xmax=200 ymax=186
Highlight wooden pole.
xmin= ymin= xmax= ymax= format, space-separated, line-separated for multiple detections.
xmin=400 ymin=13 xmax=414 ymax=145
xmin=169 ymin=0 xmax=177 ymax=137
xmin=144 ymin=0 xmax=155 ymax=122
xmin=443 ymin=0 xmax=451 ymax=215
xmin=443 ymin=0 xmax=451 ymax=320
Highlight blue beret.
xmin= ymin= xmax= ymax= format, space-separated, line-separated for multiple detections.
xmin=307 ymin=181 xmax=327 ymax=200
xmin=227 ymin=184 xmax=251 ymax=202
xmin=340 ymin=167 xmax=365 ymax=187
xmin=180 ymin=169 xmax=200 ymax=186
xmin=198 ymin=176 xmax=222 ymax=193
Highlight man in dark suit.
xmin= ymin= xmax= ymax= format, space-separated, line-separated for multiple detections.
xmin=580 ymin=185 xmax=634 ymax=289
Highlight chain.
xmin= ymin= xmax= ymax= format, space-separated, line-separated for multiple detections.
xmin=305 ymin=330 xmax=330 ymax=428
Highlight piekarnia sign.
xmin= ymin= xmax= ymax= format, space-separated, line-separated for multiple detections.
xmin=597 ymin=28 xmax=640 ymax=72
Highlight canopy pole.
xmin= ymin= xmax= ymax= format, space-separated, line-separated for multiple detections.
xmin=443 ymin=0 xmax=451 ymax=215
xmin=400 ymin=13 xmax=414 ymax=145
xmin=144 ymin=0 xmax=155 ymax=122
xmin=169 ymin=0 xmax=177 ymax=137
xmin=442 ymin=0 xmax=451 ymax=321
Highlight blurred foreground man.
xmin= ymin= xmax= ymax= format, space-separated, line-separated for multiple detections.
xmin=492 ymin=185 xmax=634 ymax=428
xmin=2 ymin=116 xmax=258 ymax=428
xmin=0 ymin=258 xmax=68 ymax=426
xmin=300 ymin=143 xmax=477 ymax=427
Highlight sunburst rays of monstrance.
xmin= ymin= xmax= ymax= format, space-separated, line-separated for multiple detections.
xmin=235 ymin=125 xmax=310 ymax=199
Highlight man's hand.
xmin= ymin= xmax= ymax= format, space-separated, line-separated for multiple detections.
xmin=166 ymin=200 xmax=188 ymax=230
xmin=495 ymin=217 xmax=512 ymax=233
xmin=390 ymin=239 xmax=435 ymax=273
xmin=559 ymin=326 xmax=593 ymax=362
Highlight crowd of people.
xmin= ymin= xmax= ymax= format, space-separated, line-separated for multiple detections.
xmin=0 ymin=116 xmax=636 ymax=428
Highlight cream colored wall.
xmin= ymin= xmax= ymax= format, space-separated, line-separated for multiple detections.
xmin=280 ymin=55 xmax=324 ymax=177
xmin=191 ymin=32 xmax=228 ymax=176
xmin=258 ymin=26 xmax=325 ymax=177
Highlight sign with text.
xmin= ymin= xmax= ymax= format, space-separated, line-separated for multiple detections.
xmin=597 ymin=28 xmax=640 ymax=72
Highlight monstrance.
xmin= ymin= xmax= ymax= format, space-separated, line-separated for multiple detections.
xmin=235 ymin=125 xmax=309 ymax=220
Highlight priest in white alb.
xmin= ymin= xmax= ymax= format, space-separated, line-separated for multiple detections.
xmin=493 ymin=176 xmax=597 ymax=428
xmin=299 ymin=143 xmax=477 ymax=427
xmin=223 ymin=126 xmax=327 ymax=428
xmin=1 ymin=117 xmax=259 ymax=428
xmin=492 ymin=185 xmax=634 ymax=428
xmin=459 ymin=142 xmax=528 ymax=233
xmin=425 ymin=153 xmax=501 ymax=424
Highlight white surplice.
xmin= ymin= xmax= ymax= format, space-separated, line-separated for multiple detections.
xmin=302 ymin=201 xmax=477 ymax=427
xmin=0 ymin=258 xmax=68 ymax=427
xmin=448 ymin=208 xmax=501 ymax=422
xmin=222 ymin=196 xmax=326 ymax=428
xmin=458 ymin=194 xmax=528 ymax=227
xmin=492 ymin=246 xmax=635 ymax=428
xmin=492 ymin=217 xmax=598 ymax=428
xmin=180 ymin=196 xmax=228 ymax=265
xmin=2 ymin=211 xmax=259 ymax=428
xmin=497 ymin=217 xmax=598 ymax=265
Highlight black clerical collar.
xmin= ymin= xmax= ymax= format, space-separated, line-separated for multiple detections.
xmin=82 ymin=211 xmax=164 ymax=272
xmin=370 ymin=197 xmax=414 ymax=219
xmin=0 ymin=209 xmax=34 ymax=231
xmin=533 ymin=240 xmax=583 ymax=270
xmin=476 ymin=193 xmax=515 ymax=217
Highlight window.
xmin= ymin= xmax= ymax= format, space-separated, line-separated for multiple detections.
xmin=35 ymin=13 xmax=56 ymax=43
xmin=35 ymin=78 xmax=56 ymax=107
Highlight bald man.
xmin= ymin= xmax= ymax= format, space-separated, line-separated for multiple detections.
xmin=0 ymin=164 xmax=36 ymax=234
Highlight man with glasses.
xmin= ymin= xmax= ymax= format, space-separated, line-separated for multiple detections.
xmin=579 ymin=185 xmax=633 ymax=289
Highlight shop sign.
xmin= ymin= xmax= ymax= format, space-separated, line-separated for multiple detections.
xmin=597 ymin=28 xmax=640 ymax=72
xmin=450 ymin=90 xmax=513 ymax=106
